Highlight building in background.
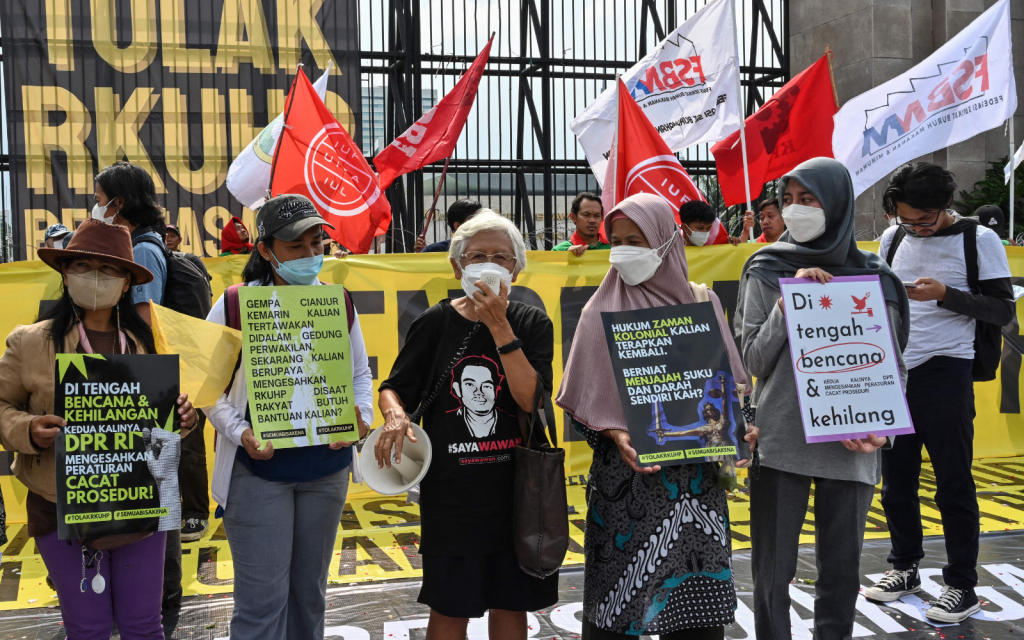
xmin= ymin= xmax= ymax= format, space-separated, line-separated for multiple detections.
xmin=361 ymin=87 xmax=438 ymax=155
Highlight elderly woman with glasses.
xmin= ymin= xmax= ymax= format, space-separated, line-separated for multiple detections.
xmin=376 ymin=210 xmax=557 ymax=640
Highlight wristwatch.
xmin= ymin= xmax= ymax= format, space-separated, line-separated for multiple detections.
xmin=497 ymin=337 xmax=523 ymax=354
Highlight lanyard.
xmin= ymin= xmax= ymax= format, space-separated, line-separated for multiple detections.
xmin=77 ymin=322 xmax=126 ymax=355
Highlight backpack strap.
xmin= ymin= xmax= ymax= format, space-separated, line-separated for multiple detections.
xmin=962 ymin=222 xmax=980 ymax=294
xmin=884 ymin=226 xmax=907 ymax=266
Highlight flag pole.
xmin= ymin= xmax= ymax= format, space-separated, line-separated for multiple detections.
xmin=1011 ymin=117 xmax=1016 ymax=243
xmin=419 ymin=157 xmax=451 ymax=244
xmin=730 ymin=0 xmax=754 ymax=241
xmin=825 ymin=45 xmax=840 ymax=109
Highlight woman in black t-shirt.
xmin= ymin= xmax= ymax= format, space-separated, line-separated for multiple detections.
xmin=378 ymin=210 xmax=556 ymax=637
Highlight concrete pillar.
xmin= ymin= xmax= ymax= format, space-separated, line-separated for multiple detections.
xmin=788 ymin=0 xmax=1022 ymax=238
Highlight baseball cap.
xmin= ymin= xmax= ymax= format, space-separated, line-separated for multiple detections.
xmin=974 ymin=204 xmax=1005 ymax=236
xmin=256 ymin=194 xmax=335 ymax=241
xmin=44 ymin=223 xmax=70 ymax=241
xmin=165 ymin=224 xmax=181 ymax=237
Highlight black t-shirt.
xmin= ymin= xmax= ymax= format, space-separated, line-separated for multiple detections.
xmin=379 ymin=299 xmax=553 ymax=556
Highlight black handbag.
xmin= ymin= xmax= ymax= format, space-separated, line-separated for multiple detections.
xmin=513 ymin=378 xmax=569 ymax=579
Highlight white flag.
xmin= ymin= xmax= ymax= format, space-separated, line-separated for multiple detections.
xmin=226 ymin=63 xmax=332 ymax=210
xmin=833 ymin=0 xmax=1016 ymax=197
xmin=570 ymin=0 xmax=742 ymax=186
xmin=1006 ymin=140 xmax=1023 ymax=184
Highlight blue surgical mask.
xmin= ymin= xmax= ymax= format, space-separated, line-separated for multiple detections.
xmin=270 ymin=251 xmax=323 ymax=286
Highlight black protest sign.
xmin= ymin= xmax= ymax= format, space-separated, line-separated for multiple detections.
xmin=55 ymin=354 xmax=180 ymax=540
xmin=601 ymin=302 xmax=748 ymax=467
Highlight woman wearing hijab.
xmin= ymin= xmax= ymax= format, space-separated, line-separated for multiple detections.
xmin=734 ymin=157 xmax=910 ymax=640
xmin=219 ymin=216 xmax=253 ymax=256
xmin=557 ymin=193 xmax=754 ymax=640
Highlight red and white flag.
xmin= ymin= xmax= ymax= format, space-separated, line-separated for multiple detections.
xmin=375 ymin=35 xmax=494 ymax=190
xmin=711 ymin=55 xmax=837 ymax=207
xmin=603 ymin=78 xmax=706 ymax=217
xmin=270 ymin=69 xmax=391 ymax=254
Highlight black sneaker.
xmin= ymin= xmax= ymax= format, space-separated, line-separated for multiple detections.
xmin=180 ymin=518 xmax=208 ymax=542
xmin=863 ymin=565 xmax=922 ymax=602
xmin=925 ymin=586 xmax=981 ymax=623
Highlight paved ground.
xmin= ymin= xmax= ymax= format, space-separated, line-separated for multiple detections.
xmin=4 ymin=533 xmax=1024 ymax=639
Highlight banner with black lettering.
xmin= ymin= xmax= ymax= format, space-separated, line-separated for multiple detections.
xmin=55 ymin=354 xmax=180 ymax=540
xmin=0 ymin=0 xmax=361 ymax=261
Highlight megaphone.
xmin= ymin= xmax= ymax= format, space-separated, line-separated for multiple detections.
xmin=358 ymin=424 xmax=432 ymax=496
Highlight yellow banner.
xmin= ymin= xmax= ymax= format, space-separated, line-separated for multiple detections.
xmin=0 ymin=243 xmax=1022 ymax=525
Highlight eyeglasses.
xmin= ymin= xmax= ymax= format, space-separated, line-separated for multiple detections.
xmin=65 ymin=260 xmax=127 ymax=279
xmin=894 ymin=209 xmax=944 ymax=229
xmin=460 ymin=251 xmax=517 ymax=270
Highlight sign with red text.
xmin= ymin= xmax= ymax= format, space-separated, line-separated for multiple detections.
xmin=780 ymin=275 xmax=914 ymax=443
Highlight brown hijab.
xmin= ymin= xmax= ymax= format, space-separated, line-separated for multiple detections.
xmin=555 ymin=193 xmax=748 ymax=431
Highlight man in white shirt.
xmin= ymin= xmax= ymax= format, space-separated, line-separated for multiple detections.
xmin=864 ymin=163 xmax=1015 ymax=623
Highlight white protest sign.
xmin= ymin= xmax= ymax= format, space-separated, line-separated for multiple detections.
xmin=779 ymin=275 xmax=914 ymax=443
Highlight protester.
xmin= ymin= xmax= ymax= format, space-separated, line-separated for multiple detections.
xmin=973 ymin=204 xmax=1016 ymax=246
xmin=735 ymin=157 xmax=910 ymax=639
xmin=320 ymin=229 xmax=334 ymax=255
xmin=552 ymin=192 xmax=609 ymax=256
xmin=93 ymin=162 xmax=166 ymax=326
xmin=557 ymin=193 xmax=754 ymax=639
xmin=414 ymin=199 xmax=483 ymax=253
xmin=0 ymin=219 xmax=197 ymax=639
xmin=204 ymin=194 xmax=372 ymax=639
xmin=219 ymin=216 xmax=253 ymax=256
xmin=165 ymin=225 xmax=182 ymax=252
xmin=43 ymin=224 xmax=70 ymax=249
xmin=678 ymin=201 xmax=747 ymax=246
xmin=376 ymin=210 xmax=556 ymax=636
xmin=863 ymin=163 xmax=1015 ymax=622
xmin=755 ymin=198 xmax=786 ymax=243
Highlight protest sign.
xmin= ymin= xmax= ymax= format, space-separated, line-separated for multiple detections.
xmin=780 ymin=275 xmax=915 ymax=443
xmin=601 ymin=302 xmax=748 ymax=467
xmin=55 ymin=354 xmax=180 ymax=540
xmin=240 ymin=286 xmax=357 ymax=447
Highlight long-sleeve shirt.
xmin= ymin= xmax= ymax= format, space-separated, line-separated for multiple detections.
xmin=739 ymin=274 xmax=907 ymax=485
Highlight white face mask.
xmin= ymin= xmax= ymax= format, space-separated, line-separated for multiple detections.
xmin=608 ymin=234 xmax=675 ymax=286
xmin=782 ymin=204 xmax=828 ymax=243
xmin=67 ymin=270 xmax=126 ymax=311
xmin=91 ymin=203 xmax=116 ymax=224
xmin=460 ymin=263 xmax=513 ymax=298
xmin=687 ymin=228 xmax=711 ymax=246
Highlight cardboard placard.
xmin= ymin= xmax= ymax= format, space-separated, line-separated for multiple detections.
xmin=780 ymin=275 xmax=915 ymax=443
xmin=601 ymin=302 xmax=749 ymax=467
xmin=55 ymin=354 xmax=180 ymax=540
xmin=239 ymin=286 xmax=357 ymax=447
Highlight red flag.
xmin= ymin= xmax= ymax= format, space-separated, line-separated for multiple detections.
xmin=270 ymin=69 xmax=391 ymax=254
xmin=602 ymin=78 xmax=706 ymax=218
xmin=711 ymin=55 xmax=837 ymax=207
xmin=375 ymin=35 xmax=494 ymax=190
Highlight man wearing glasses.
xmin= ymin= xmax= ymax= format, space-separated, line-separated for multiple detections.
xmin=863 ymin=163 xmax=1014 ymax=623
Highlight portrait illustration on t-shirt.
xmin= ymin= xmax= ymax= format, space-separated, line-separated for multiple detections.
xmin=449 ymin=355 xmax=506 ymax=439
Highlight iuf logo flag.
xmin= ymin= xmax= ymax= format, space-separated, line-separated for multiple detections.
xmin=833 ymin=0 xmax=1016 ymax=196
xmin=602 ymin=79 xmax=706 ymax=216
xmin=271 ymin=70 xmax=391 ymax=254
xmin=375 ymin=35 xmax=494 ymax=190
xmin=712 ymin=55 xmax=837 ymax=207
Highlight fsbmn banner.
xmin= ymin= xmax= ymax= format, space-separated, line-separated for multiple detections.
xmin=0 ymin=0 xmax=361 ymax=261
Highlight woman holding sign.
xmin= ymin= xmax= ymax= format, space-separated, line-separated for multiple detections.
xmin=0 ymin=219 xmax=197 ymax=639
xmin=735 ymin=157 xmax=910 ymax=640
xmin=557 ymin=193 xmax=754 ymax=640
xmin=204 ymin=195 xmax=373 ymax=640
xmin=376 ymin=211 xmax=557 ymax=638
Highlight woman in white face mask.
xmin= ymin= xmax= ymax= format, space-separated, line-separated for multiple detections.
xmin=0 ymin=219 xmax=197 ymax=639
xmin=734 ymin=157 xmax=910 ymax=640
xmin=556 ymin=193 xmax=755 ymax=640
xmin=376 ymin=210 xmax=557 ymax=637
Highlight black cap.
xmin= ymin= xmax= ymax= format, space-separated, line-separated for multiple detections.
xmin=256 ymin=194 xmax=335 ymax=241
xmin=974 ymin=204 xmax=1005 ymax=236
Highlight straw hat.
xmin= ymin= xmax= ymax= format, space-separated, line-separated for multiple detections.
xmin=37 ymin=219 xmax=154 ymax=284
